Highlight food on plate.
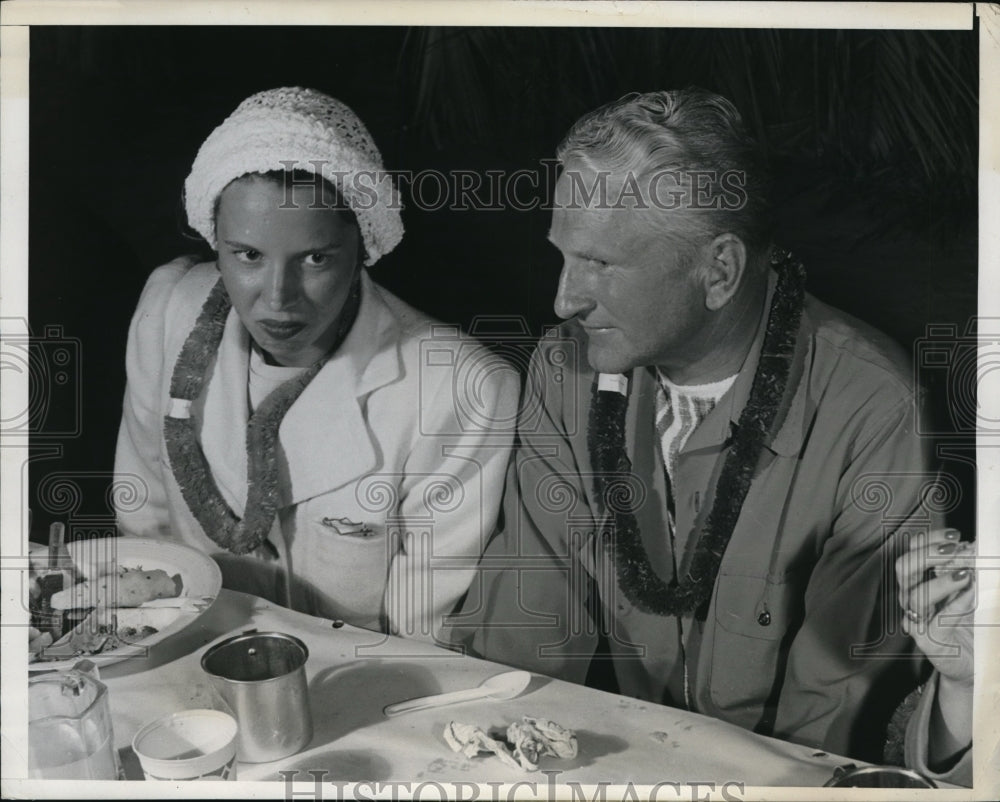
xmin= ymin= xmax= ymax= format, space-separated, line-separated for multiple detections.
xmin=29 ymin=606 xmax=181 ymax=662
xmin=50 ymin=567 xmax=183 ymax=610
xmin=55 ymin=607 xmax=118 ymax=656
xmin=113 ymin=606 xmax=181 ymax=631
xmin=28 ymin=627 xmax=53 ymax=654
xmin=444 ymin=716 xmax=578 ymax=772
xmin=29 ymin=558 xmax=186 ymax=663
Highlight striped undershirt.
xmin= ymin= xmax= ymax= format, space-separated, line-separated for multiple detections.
xmin=654 ymin=369 xmax=738 ymax=485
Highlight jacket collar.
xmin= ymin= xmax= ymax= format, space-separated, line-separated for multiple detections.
xmin=648 ymin=267 xmax=812 ymax=458
xmin=197 ymin=270 xmax=403 ymax=511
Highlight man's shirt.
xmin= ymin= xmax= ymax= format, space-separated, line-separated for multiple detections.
xmin=452 ymin=268 xmax=932 ymax=761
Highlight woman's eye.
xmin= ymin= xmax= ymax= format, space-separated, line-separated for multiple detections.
xmin=303 ymin=253 xmax=329 ymax=267
xmin=233 ymin=249 xmax=262 ymax=264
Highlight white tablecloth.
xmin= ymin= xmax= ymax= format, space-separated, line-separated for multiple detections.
xmin=91 ymin=589 xmax=864 ymax=788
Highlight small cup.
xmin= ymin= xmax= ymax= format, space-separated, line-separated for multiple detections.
xmin=201 ymin=631 xmax=313 ymax=763
xmin=824 ymin=765 xmax=937 ymax=788
xmin=132 ymin=709 xmax=238 ymax=781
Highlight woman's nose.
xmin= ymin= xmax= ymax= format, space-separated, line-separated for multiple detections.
xmin=553 ymin=262 xmax=593 ymax=320
xmin=264 ymin=261 xmax=299 ymax=311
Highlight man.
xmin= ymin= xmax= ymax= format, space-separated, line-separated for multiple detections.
xmin=450 ymin=89 xmax=931 ymax=762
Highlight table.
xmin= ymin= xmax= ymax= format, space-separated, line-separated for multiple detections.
xmin=95 ymin=589 xmax=860 ymax=788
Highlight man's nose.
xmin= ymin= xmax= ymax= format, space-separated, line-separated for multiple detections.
xmin=264 ymin=261 xmax=300 ymax=311
xmin=553 ymin=262 xmax=593 ymax=320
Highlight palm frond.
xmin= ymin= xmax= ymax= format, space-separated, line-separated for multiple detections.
xmin=398 ymin=27 xmax=977 ymax=225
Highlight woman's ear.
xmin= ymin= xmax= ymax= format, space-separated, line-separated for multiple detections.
xmin=702 ymin=233 xmax=747 ymax=311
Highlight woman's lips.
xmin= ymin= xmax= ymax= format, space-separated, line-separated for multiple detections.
xmin=258 ymin=319 xmax=307 ymax=340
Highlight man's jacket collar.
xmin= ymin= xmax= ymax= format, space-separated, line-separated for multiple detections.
xmin=645 ymin=267 xmax=812 ymax=459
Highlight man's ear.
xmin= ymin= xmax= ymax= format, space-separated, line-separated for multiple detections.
xmin=702 ymin=233 xmax=747 ymax=311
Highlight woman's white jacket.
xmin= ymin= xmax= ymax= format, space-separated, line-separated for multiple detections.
xmin=114 ymin=258 xmax=520 ymax=644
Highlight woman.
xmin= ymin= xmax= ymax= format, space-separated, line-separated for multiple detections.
xmin=114 ymin=87 xmax=520 ymax=643
xmin=895 ymin=527 xmax=975 ymax=785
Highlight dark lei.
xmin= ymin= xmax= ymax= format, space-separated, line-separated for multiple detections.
xmin=163 ymin=274 xmax=361 ymax=556
xmin=587 ymin=249 xmax=806 ymax=619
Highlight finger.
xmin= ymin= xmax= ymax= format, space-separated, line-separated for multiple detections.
xmin=903 ymin=527 xmax=960 ymax=557
xmin=927 ymin=547 xmax=975 ymax=578
xmin=895 ymin=530 xmax=941 ymax=587
xmin=896 ymin=545 xmax=928 ymax=599
xmin=929 ymin=527 xmax=962 ymax=543
xmin=905 ymin=571 xmax=973 ymax=622
xmin=933 ymin=575 xmax=976 ymax=620
xmin=896 ymin=543 xmax=937 ymax=604
xmin=896 ymin=535 xmax=970 ymax=595
xmin=909 ymin=581 xmax=976 ymax=651
xmin=924 ymin=541 xmax=975 ymax=583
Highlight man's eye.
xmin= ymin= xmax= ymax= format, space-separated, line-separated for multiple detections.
xmin=233 ymin=249 xmax=262 ymax=264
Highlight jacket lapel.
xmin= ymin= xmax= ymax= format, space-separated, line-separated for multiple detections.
xmin=196 ymin=307 xmax=252 ymax=515
xmin=684 ymin=268 xmax=812 ymax=460
xmin=278 ymin=272 xmax=402 ymax=505
xmin=624 ymin=369 xmax=676 ymax=581
xmin=194 ymin=271 xmax=402 ymax=513
xmin=609 ymin=268 xmax=813 ymax=585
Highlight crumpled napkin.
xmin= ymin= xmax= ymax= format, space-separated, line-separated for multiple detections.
xmin=443 ymin=716 xmax=578 ymax=771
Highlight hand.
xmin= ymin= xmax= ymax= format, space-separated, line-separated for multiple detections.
xmin=895 ymin=528 xmax=974 ymax=770
xmin=894 ymin=528 xmax=975 ymax=686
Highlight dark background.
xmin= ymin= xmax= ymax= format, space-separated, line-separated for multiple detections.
xmin=27 ymin=25 xmax=978 ymax=541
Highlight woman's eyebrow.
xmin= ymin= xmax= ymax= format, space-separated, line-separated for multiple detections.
xmin=293 ymin=241 xmax=344 ymax=256
xmin=219 ymin=240 xmax=344 ymax=253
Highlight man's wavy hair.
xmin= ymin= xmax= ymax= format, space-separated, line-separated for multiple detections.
xmin=556 ymin=88 xmax=774 ymax=269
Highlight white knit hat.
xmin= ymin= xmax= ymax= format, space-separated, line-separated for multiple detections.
xmin=184 ymin=87 xmax=403 ymax=265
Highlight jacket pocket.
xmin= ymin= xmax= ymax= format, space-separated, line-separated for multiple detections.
xmin=708 ymin=570 xmax=806 ymax=713
xmin=292 ymin=505 xmax=393 ymax=625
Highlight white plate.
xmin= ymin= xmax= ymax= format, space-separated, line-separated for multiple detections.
xmin=29 ymin=537 xmax=222 ymax=671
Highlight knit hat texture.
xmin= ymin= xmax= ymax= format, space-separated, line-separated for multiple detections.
xmin=184 ymin=87 xmax=403 ymax=265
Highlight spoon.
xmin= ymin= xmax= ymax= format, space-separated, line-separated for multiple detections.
xmin=383 ymin=670 xmax=532 ymax=717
